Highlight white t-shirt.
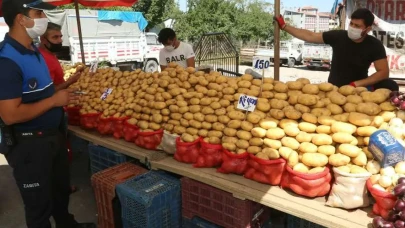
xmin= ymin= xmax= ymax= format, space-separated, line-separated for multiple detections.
xmin=159 ymin=42 xmax=195 ymax=68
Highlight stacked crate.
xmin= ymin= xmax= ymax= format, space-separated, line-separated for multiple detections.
xmin=88 ymin=143 xmax=128 ymax=174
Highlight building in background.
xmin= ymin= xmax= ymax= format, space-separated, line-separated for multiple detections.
xmin=283 ymin=6 xmax=337 ymax=32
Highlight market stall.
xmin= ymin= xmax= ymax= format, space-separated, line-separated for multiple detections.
xmin=63 ymin=61 xmax=405 ymax=228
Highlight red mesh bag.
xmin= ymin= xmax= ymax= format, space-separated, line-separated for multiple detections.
xmin=174 ymin=137 xmax=200 ymax=164
xmin=217 ymin=149 xmax=249 ymax=175
xmin=97 ymin=116 xmax=114 ymax=135
xmin=134 ymin=129 xmax=163 ymax=150
xmin=244 ymin=154 xmax=286 ymax=186
xmin=193 ymin=138 xmax=223 ymax=168
xmin=367 ymin=179 xmax=397 ymax=220
xmin=64 ymin=106 xmax=81 ymax=126
xmin=281 ymin=165 xmax=332 ymax=198
xmin=80 ymin=113 xmax=101 ymax=130
xmin=122 ymin=120 xmax=139 ymax=142
xmin=112 ymin=117 xmax=129 ymax=139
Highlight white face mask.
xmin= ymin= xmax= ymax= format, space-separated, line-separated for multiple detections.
xmin=25 ymin=17 xmax=48 ymax=39
xmin=348 ymin=26 xmax=364 ymax=40
xmin=164 ymin=45 xmax=175 ymax=52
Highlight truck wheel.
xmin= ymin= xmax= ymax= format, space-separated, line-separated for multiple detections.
xmin=144 ymin=60 xmax=159 ymax=73
xmin=288 ymin=58 xmax=295 ymax=68
xmin=130 ymin=62 xmax=143 ymax=71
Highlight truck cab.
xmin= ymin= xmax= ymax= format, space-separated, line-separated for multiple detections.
xmin=302 ymin=42 xmax=333 ymax=70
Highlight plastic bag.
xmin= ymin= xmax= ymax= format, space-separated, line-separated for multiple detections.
xmin=97 ymin=116 xmax=114 ymax=135
xmin=193 ymin=138 xmax=223 ymax=168
xmin=122 ymin=120 xmax=139 ymax=142
xmin=217 ymin=149 xmax=249 ymax=175
xmin=244 ymin=154 xmax=286 ymax=186
xmin=158 ymin=131 xmax=179 ymax=155
xmin=64 ymin=106 xmax=81 ymax=126
xmin=326 ymin=167 xmax=371 ymax=209
xmin=80 ymin=113 xmax=101 ymax=130
xmin=281 ymin=165 xmax=332 ymax=198
xmin=134 ymin=129 xmax=164 ymax=150
xmin=174 ymin=137 xmax=200 ymax=164
xmin=112 ymin=117 xmax=129 ymax=139
xmin=367 ymin=179 xmax=397 ymax=220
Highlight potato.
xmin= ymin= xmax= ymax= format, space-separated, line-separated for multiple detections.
xmin=281 ymin=137 xmax=300 ymax=150
xmin=247 ymin=146 xmax=261 ymax=154
xmin=338 ymin=144 xmax=361 ymax=158
xmin=288 ymin=151 xmax=299 ymax=167
xmin=208 ymin=130 xmax=222 ymax=138
xmin=333 ymin=113 xmax=350 ymax=122
xmin=218 ymin=116 xmax=230 ymax=125
xmin=328 ymin=91 xmax=347 ymax=105
xmin=362 ymin=91 xmax=388 ymax=104
xmin=274 ymin=83 xmax=288 ymax=93
xmin=236 ymin=130 xmax=252 ymax=141
xmin=352 ymin=152 xmax=367 ymax=166
xmin=208 ymin=137 xmax=221 ymax=144
xmin=371 ymin=116 xmax=385 ymax=128
xmin=311 ymin=108 xmax=332 ymax=117
xmin=318 ymin=145 xmax=335 ymax=156
xmin=279 ymin=119 xmax=298 ymax=129
xmin=346 ymin=95 xmax=363 ymax=104
xmin=238 ymin=121 xmax=252 ymax=132
xmin=266 ymin=128 xmax=285 ymax=140
xmin=318 ymin=82 xmax=334 ymax=92
xmin=275 ymin=93 xmax=288 ymax=100
xmin=356 ymin=126 xmax=378 ymax=137
xmin=222 ymin=136 xmax=238 ymax=144
xmin=223 ymin=127 xmax=237 ymax=137
xmin=312 ymin=134 xmax=333 ymax=146
xmin=302 ymin=153 xmax=329 ymax=167
xmin=356 ymin=102 xmax=382 ymax=116
xmin=256 ymin=101 xmax=271 ymax=112
xmin=259 ymin=118 xmax=278 ymax=129
xmin=248 ymin=137 xmax=263 ymax=146
xmin=223 ymin=143 xmax=236 ymax=151
xmin=284 ymin=125 xmax=300 ymax=137
xmin=270 ymin=109 xmax=285 ymax=120
xmin=293 ymin=163 xmax=310 ymax=173
xmin=309 ymin=167 xmax=326 ymax=174
xmin=316 ymin=125 xmax=331 ymax=134
xmin=228 ymin=110 xmax=245 ymax=120
xmin=287 ymin=81 xmax=304 ymax=90
xmin=262 ymin=148 xmax=280 ymax=159
xmin=294 ymin=104 xmax=310 ymax=114
xmin=236 ymin=140 xmax=250 ymax=149
xmin=331 ymin=122 xmax=357 ymax=134
xmin=299 ymin=142 xmax=318 ymax=153
xmin=227 ymin=120 xmax=241 ymax=129
xmin=329 ymin=154 xmax=351 ymax=167
xmin=348 ymin=112 xmax=372 ymax=127
xmin=327 ymin=104 xmax=343 ymax=115
xmin=380 ymin=101 xmax=396 ymax=111
xmin=247 ymin=113 xmax=261 ymax=124
xmin=298 ymin=122 xmax=317 ymax=133
xmin=262 ymin=138 xmax=280 ymax=150
xmin=256 ymin=152 xmax=269 ymax=160
xmin=302 ymin=113 xmax=318 ymax=124
xmin=332 ymin=132 xmax=356 ymax=144
xmin=350 ymin=165 xmax=369 ymax=174
xmin=251 ymin=127 xmax=266 ymax=138
xmin=380 ymin=111 xmax=396 ymax=122
xmin=318 ymin=116 xmax=335 ymax=126
xmin=201 ymin=121 xmax=212 ymax=130
xmin=338 ymin=85 xmax=356 ymax=96
xmin=296 ymin=131 xmax=313 ymax=143
xmin=298 ymin=94 xmax=318 ymax=106
xmin=181 ymin=133 xmax=195 ymax=142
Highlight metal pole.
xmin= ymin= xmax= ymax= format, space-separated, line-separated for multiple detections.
xmin=274 ymin=0 xmax=280 ymax=81
xmin=74 ymin=0 xmax=86 ymax=64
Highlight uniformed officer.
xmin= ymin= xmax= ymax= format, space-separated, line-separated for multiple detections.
xmin=0 ymin=0 xmax=95 ymax=228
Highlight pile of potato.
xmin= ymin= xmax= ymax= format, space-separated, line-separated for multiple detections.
xmin=68 ymin=62 xmax=401 ymax=175
xmin=62 ymin=62 xmax=84 ymax=81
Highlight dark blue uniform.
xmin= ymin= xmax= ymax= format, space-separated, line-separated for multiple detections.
xmin=0 ymin=34 xmax=75 ymax=228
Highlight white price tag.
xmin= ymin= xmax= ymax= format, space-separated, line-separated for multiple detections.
xmin=90 ymin=60 xmax=99 ymax=73
xmin=252 ymin=56 xmax=271 ymax=70
xmin=237 ymin=94 xmax=258 ymax=112
xmin=100 ymin=88 xmax=113 ymax=100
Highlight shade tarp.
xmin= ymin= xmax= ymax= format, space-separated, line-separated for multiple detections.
xmin=98 ymin=11 xmax=147 ymax=30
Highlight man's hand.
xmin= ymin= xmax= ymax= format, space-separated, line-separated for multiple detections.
xmin=67 ymin=67 xmax=83 ymax=85
xmin=51 ymin=89 xmax=80 ymax=107
xmin=273 ymin=15 xmax=286 ymax=30
xmin=349 ymin=81 xmax=374 ymax=91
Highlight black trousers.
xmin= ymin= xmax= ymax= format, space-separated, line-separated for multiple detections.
xmin=374 ymin=79 xmax=399 ymax=91
xmin=5 ymin=132 xmax=76 ymax=228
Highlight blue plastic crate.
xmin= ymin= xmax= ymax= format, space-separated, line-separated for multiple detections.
xmin=69 ymin=134 xmax=89 ymax=154
xmin=88 ymin=143 xmax=127 ymax=174
xmin=182 ymin=216 xmax=222 ymax=228
xmin=116 ymin=171 xmax=181 ymax=228
xmin=287 ymin=215 xmax=324 ymax=228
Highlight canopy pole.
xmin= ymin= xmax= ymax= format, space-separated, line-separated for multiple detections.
xmin=74 ymin=0 xmax=86 ymax=64
xmin=274 ymin=0 xmax=280 ymax=81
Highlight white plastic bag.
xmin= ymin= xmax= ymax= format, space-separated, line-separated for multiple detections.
xmin=157 ymin=131 xmax=178 ymax=154
xmin=326 ymin=167 xmax=371 ymax=209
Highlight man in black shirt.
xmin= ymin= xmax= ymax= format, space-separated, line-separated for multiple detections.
xmin=275 ymin=8 xmax=399 ymax=91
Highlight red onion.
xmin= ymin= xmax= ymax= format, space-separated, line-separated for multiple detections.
xmin=395 ymin=220 xmax=405 ymax=228
xmin=395 ymin=200 xmax=405 ymax=212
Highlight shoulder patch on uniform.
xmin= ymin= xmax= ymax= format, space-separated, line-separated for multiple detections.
xmin=27 ymin=78 xmax=38 ymax=90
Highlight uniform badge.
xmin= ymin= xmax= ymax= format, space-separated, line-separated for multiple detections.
xmin=28 ymin=78 xmax=38 ymax=90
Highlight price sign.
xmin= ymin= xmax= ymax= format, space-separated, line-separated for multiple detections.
xmin=90 ymin=59 xmax=99 ymax=73
xmin=252 ymin=56 xmax=271 ymax=70
xmin=237 ymin=94 xmax=258 ymax=112
xmin=100 ymin=88 xmax=113 ymax=101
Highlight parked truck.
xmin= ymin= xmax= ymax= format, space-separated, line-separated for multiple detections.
xmin=253 ymin=39 xmax=304 ymax=68
xmin=302 ymin=42 xmax=333 ymax=70
xmin=45 ymin=9 xmax=163 ymax=72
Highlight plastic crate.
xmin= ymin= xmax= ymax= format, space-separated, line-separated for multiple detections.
xmin=116 ymin=171 xmax=181 ymax=228
xmin=286 ymin=215 xmax=324 ymax=228
xmin=88 ymin=143 xmax=127 ymax=174
xmin=91 ymin=162 xmax=148 ymax=228
xmin=181 ymin=177 xmax=269 ymax=228
xmin=182 ymin=216 xmax=223 ymax=228
xmin=69 ymin=134 xmax=89 ymax=154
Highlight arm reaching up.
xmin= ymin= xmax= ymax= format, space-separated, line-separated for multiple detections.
xmin=274 ymin=15 xmax=325 ymax=44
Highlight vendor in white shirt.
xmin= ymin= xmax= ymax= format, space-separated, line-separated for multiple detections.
xmin=158 ymin=28 xmax=195 ymax=70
